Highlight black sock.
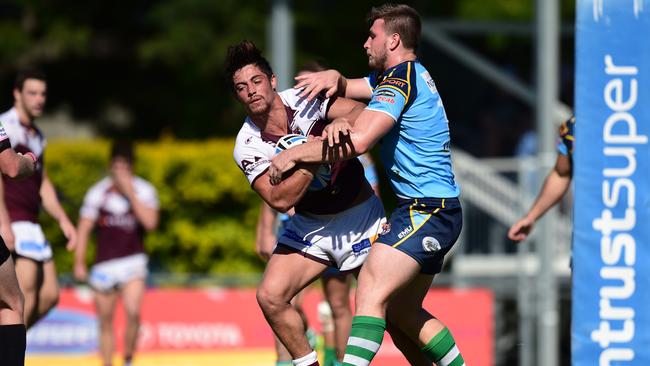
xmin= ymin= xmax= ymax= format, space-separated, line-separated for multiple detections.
xmin=0 ymin=324 xmax=26 ymax=366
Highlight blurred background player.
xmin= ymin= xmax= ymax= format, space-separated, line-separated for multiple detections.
xmin=0 ymin=119 xmax=39 ymax=366
xmin=0 ymin=68 xmax=77 ymax=328
xmin=508 ymin=116 xmax=575 ymax=242
xmin=74 ymin=140 xmax=159 ymax=366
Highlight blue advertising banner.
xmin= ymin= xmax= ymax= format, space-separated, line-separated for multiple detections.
xmin=573 ymin=1 xmax=650 ymax=365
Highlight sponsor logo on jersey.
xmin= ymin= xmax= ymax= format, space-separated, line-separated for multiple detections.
xmin=382 ymin=78 xmax=407 ymax=88
xmin=422 ymin=236 xmax=441 ymax=253
xmin=100 ymin=213 xmax=137 ymax=230
xmin=397 ymin=225 xmax=413 ymax=239
xmin=376 ymin=96 xmax=395 ymax=104
xmin=240 ymin=156 xmax=268 ymax=174
xmin=421 ymin=71 xmax=438 ymax=94
xmin=376 ymin=90 xmax=395 ymax=97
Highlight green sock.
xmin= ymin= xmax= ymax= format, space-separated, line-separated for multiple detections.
xmin=342 ymin=316 xmax=386 ymax=366
xmin=323 ymin=346 xmax=337 ymax=366
xmin=421 ymin=327 xmax=465 ymax=366
xmin=276 ymin=361 xmax=293 ymax=366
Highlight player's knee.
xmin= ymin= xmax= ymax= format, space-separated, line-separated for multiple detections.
xmin=327 ymin=297 xmax=351 ymax=318
xmin=126 ymin=311 xmax=140 ymax=325
xmin=256 ymin=286 xmax=285 ymax=314
xmin=97 ymin=312 xmax=114 ymax=327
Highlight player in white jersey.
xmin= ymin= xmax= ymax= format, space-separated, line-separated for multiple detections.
xmin=0 ymin=120 xmax=39 ymax=366
xmin=0 ymin=69 xmax=77 ymax=329
xmin=74 ymin=141 xmax=159 ymax=366
xmin=227 ymin=42 xmax=431 ymax=366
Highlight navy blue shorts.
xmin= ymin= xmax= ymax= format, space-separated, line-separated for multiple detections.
xmin=322 ymin=266 xmax=349 ymax=278
xmin=377 ymin=197 xmax=462 ymax=275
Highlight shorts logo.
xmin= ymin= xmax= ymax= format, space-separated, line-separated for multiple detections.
xmin=380 ymin=223 xmax=391 ymax=235
xmin=352 ymin=239 xmax=371 ymax=254
xmin=422 ymin=236 xmax=441 ymax=252
xmin=397 ymin=225 xmax=413 ymax=239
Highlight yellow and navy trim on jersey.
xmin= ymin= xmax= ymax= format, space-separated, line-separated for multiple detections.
xmin=557 ymin=116 xmax=575 ymax=155
xmin=371 ymin=61 xmax=416 ymax=106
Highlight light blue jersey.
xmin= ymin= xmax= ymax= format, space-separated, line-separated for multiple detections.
xmin=366 ymin=60 xmax=460 ymax=198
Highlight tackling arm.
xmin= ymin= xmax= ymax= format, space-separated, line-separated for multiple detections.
xmin=253 ymin=164 xmax=319 ymax=213
xmin=269 ymin=110 xmax=394 ymax=184
xmin=294 ymin=70 xmax=372 ymax=101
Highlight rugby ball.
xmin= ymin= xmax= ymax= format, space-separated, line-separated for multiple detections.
xmin=275 ymin=134 xmax=331 ymax=190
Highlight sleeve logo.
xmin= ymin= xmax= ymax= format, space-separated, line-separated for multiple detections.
xmin=240 ymin=156 xmax=268 ymax=174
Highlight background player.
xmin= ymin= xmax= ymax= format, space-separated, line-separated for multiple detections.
xmin=74 ymin=140 xmax=159 ymax=366
xmin=508 ymin=117 xmax=575 ymax=242
xmin=0 ymin=68 xmax=77 ymax=328
xmin=0 ymin=120 xmax=38 ymax=366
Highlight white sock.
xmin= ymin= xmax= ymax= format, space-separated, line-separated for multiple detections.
xmin=293 ymin=350 xmax=318 ymax=366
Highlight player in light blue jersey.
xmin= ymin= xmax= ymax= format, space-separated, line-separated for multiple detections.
xmin=270 ymin=4 xmax=465 ymax=366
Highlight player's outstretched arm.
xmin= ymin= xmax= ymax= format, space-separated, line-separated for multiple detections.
xmin=295 ymin=70 xmax=371 ymax=101
xmin=269 ymin=109 xmax=393 ymax=185
xmin=508 ymin=153 xmax=572 ymax=242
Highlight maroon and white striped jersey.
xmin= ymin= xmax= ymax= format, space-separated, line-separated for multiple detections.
xmin=0 ymin=107 xmax=45 ymax=222
xmin=80 ymin=176 xmax=158 ymax=264
xmin=233 ymin=89 xmax=368 ymax=215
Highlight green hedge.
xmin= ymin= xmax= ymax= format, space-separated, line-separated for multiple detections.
xmin=41 ymin=138 xmax=265 ymax=274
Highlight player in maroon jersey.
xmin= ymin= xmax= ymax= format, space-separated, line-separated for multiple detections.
xmin=0 ymin=69 xmax=77 ymax=329
xmin=74 ymin=141 xmax=159 ymax=366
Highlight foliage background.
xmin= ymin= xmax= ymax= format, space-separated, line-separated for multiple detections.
xmin=43 ymin=139 xmax=262 ymax=274
xmin=0 ymin=0 xmax=577 ymax=275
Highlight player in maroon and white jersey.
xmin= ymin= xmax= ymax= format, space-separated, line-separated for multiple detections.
xmin=227 ymin=41 xmax=430 ymax=366
xmin=0 ymin=120 xmax=38 ymax=366
xmin=229 ymin=41 xmax=374 ymax=366
xmin=0 ymin=69 xmax=77 ymax=329
xmin=74 ymin=141 xmax=159 ymax=366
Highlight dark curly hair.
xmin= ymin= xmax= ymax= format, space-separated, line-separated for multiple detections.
xmin=224 ymin=41 xmax=274 ymax=92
